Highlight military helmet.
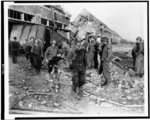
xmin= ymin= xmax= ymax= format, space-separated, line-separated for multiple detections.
xmin=136 ymin=36 xmax=142 ymax=41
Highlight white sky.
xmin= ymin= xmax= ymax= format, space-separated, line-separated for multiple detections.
xmin=59 ymin=3 xmax=147 ymax=41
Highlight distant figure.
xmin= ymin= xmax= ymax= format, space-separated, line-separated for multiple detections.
xmin=19 ymin=45 xmax=25 ymax=56
xmin=132 ymin=37 xmax=144 ymax=77
xmin=94 ymin=41 xmax=100 ymax=69
xmin=45 ymin=40 xmax=58 ymax=63
xmin=30 ymin=39 xmax=43 ymax=73
xmin=45 ymin=40 xmax=58 ymax=76
xmin=99 ymin=37 xmax=112 ymax=86
xmin=9 ymin=37 xmax=20 ymax=63
xmin=25 ymin=37 xmax=34 ymax=60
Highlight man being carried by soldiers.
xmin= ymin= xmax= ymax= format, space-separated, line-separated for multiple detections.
xmin=99 ymin=36 xmax=112 ymax=86
xmin=9 ymin=37 xmax=20 ymax=63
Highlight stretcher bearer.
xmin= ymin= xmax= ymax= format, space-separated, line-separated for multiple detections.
xmin=99 ymin=37 xmax=112 ymax=86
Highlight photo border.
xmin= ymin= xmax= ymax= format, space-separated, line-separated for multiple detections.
xmin=1 ymin=0 xmax=149 ymax=119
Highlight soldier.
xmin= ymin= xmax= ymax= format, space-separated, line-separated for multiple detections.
xmin=94 ymin=41 xmax=100 ymax=69
xmin=45 ymin=40 xmax=58 ymax=63
xmin=69 ymin=40 xmax=87 ymax=99
xmin=25 ymin=37 xmax=34 ymax=60
xmin=30 ymin=39 xmax=43 ymax=73
xmin=132 ymin=37 xmax=144 ymax=77
xmin=9 ymin=37 xmax=20 ymax=63
xmin=45 ymin=40 xmax=58 ymax=77
xmin=99 ymin=37 xmax=112 ymax=86
xmin=86 ymin=36 xmax=96 ymax=69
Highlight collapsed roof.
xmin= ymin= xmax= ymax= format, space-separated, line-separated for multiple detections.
xmin=69 ymin=9 xmax=122 ymax=43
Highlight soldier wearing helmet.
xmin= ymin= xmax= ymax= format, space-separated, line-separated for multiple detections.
xmin=132 ymin=36 xmax=144 ymax=77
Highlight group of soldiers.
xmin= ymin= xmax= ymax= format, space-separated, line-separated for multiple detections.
xmin=9 ymin=33 xmax=144 ymax=99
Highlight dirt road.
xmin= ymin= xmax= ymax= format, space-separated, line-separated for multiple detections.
xmin=9 ymin=56 xmax=144 ymax=116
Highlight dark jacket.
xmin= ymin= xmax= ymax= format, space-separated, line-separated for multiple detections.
xmin=31 ymin=45 xmax=43 ymax=56
xmin=70 ymin=48 xmax=87 ymax=71
xmin=101 ymin=44 xmax=112 ymax=61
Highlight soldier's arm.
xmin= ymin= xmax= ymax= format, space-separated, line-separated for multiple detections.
xmin=30 ymin=44 xmax=34 ymax=53
xmin=107 ymin=45 xmax=112 ymax=61
xmin=44 ymin=47 xmax=50 ymax=60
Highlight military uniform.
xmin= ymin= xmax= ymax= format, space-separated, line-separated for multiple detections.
xmin=30 ymin=43 xmax=43 ymax=72
xmin=9 ymin=40 xmax=20 ymax=63
xmin=135 ymin=42 xmax=144 ymax=77
xmin=25 ymin=41 xmax=33 ymax=60
xmin=70 ymin=48 xmax=87 ymax=94
xmin=99 ymin=41 xmax=112 ymax=86
xmin=45 ymin=46 xmax=58 ymax=61
xmin=132 ymin=37 xmax=144 ymax=77
xmin=94 ymin=42 xmax=100 ymax=69
xmin=86 ymin=41 xmax=96 ymax=69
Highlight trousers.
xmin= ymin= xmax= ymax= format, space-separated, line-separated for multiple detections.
xmin=72 ymin=68 xmax=86 ymax=92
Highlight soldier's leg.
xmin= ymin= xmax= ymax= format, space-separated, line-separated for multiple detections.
xmin=87 ymin=54 xmax=91 ymax=69
xmin=37 ymin=56 xmax=42 ymax=73
xmin=79 ymin=70 xmax=86 ymax=88
xmin=30 ymin=54 xmax=34 ymax=68
xmin=72 ymin=70 xmax=79 ymax=93
xmin=91 ymin=54 xmax=94 ymax=68
xmin=12 ymin=51 xmax=17 ymax=63
xmin=102 ymin=61 xmax=111 ymax=86
xmin=12 ymin=55 xmax=16 ymax=63
xmin=99 ymin=61 xmax=103 ymax=75
xmin=78 ymin=70 xmax=86 ymax=97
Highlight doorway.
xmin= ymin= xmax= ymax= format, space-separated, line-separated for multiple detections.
xmin=43 ymin=28 xmax=51 ymax=53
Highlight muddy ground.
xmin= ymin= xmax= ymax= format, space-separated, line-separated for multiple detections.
xmin=9 ymin=51 xmax=144 ymax=115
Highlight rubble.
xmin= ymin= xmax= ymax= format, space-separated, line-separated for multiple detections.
xmin=9 ymin=56 xmax=144 ymax=114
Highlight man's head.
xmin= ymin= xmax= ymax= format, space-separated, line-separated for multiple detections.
xmin=76 ymin=40 xmax=82 ymax=49
xmin=88 ymin=36 xmax=95 ymax=43
xmin=101 ymin=37 xmax=109 ymax=45
xmin=136 ymin=36 xmax=142 ymax=43
xmin=30 ymin=37 xmax=35 ymax=42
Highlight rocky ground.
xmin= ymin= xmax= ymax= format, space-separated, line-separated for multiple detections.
xmin=9 ymin=55 xmax=144 ymax=116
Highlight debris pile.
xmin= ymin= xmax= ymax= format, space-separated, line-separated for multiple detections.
xmin=9 ymin=56 xmax=144 ymax=114
xmin=83 ymin=62 xmax=144 ymax=106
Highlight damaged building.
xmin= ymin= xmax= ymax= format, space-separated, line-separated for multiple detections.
xmin=8 ymin=5 xmax=71 ymax=52
xmin=67 ymin=9 xmax=122 ymax=43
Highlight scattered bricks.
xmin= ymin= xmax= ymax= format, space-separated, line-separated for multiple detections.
xmin=100 ymin=102 xmax=113 ymax=107
xmin=28 ymin=103 xmax=33 ymax=108
xmin=53 ymin=102 xmax=60 ymax=107
xmin=18 ymin=101 xmax=24 ymax=108
xmin=126 ymin=96 xmax=132 ymax=100
xmin=41 ymin=100 xmax=47 ymax=105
